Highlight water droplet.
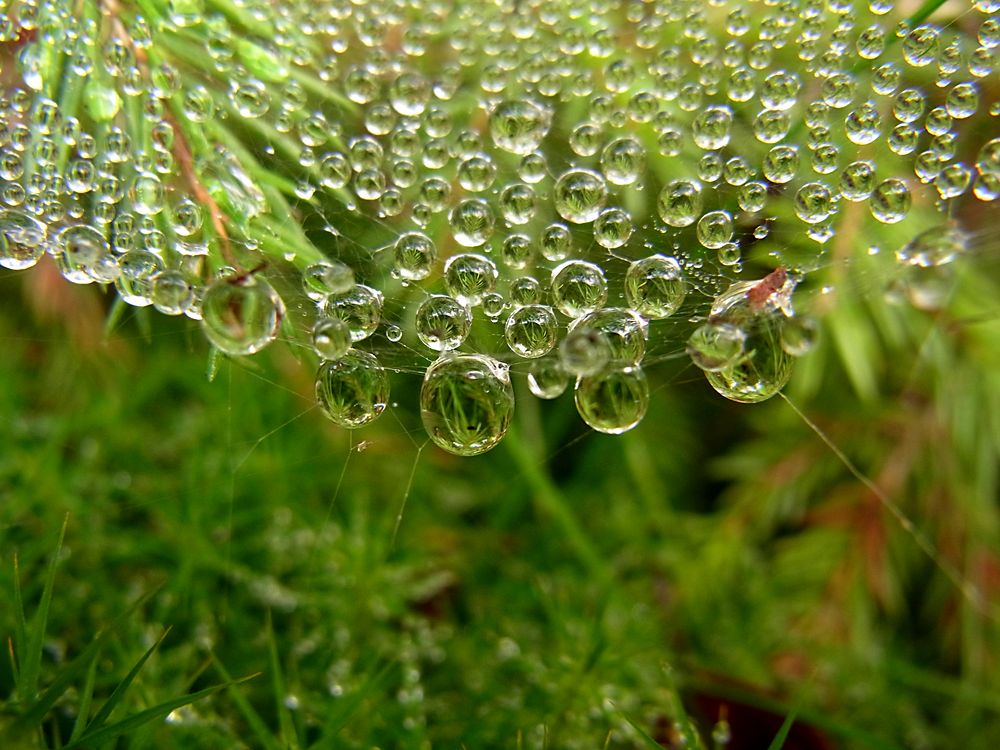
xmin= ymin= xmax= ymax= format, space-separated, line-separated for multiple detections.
xmin=687 ymin=322 xmax=746 ymax=372
xmin=551 ymin=260 xmax=608 ymax=318
xmin=394 ymin=232 xmax=436 ymax=281
xmin=416 ymin=295 xmax=472 ymax=352
xmin=692 ymin=105 xmax=734 ymax=150
xmin=420 ymin=354 xmax=514 ymax=456
xmin=313 ymin=317 xmax=353 ymax=360
xmin=569 ymin=308 xmax=647 ymax=365
xmin=115 ymin=250 xmax=164 ymax=307
xmin=444 ymin=253 xmax=498 ymax=307
xmin=0 ymin=209 xmax=47 ymax=270
xmin=303 ymin=261 xmax=355 ymax=300
xmin=316 ymin=350 xmax=389 ymax=428
xmin=575 ymin=365 xmax=649 ymax=434
xmin=780 ymin=316 xmax=818 ymax=357
xmin=696 ymin=210 xmax=735 ymax=249
xmin=869 ymin=178 xmax=911 ymax=223
xmin=55 ymin=224 xmax=115 ymax=283
xmin=201 ymin=276 xmax=284 ymax=355
xmin=600 ymin=136 xmax=645 ymax=185
xmin=554 ymin=169 xmax=608 ymax=224
xmin=657 ymin=179 xmax=703 ymax=227
xmin=152 ymin=270 xmax=194 ymax=316
xmin=323 ymin=284 xmax=383 ymax=342
xmin=698 ymin=280 xmax=795 ymax=402
xmin=527 ymin=357 xmax=568 ymax=399
xmin=505 ymin=304 xmax=558 ymax=358
xmin=897 ymin=224 xmax=967 ymax=267
xmin=624 ymin=255 xmax=686 ymax=319
xmin=449 ymin=198 xmax=495 ymax=247
xmin=559 ymin=327 xmax=611 ymax=377
xmin=490 ymin=99 xmax=550 ymax=155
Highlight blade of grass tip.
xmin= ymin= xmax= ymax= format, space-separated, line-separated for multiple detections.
xmin=135 ymin=306 xmax=153 ymax=344
xmin=266 ymin=612 xmax=299 ymax=750
xmin=19 ymin=516 xmax=68 ymax=703
xmin=7 ymin=637 xmax=19 ymax=684
xmin=767 ymin=711 xmax=798 ymax=750
xmin=103 ymin=296 xmax=130 ymax=340
xmin=68 ymin=656 xmax=99 ymax=743
xmin=62 ymin=673 xmax=259 ymax=750
xmin=213 ymin=656 xmax=283 ymax=750
xmin=615 ymin=706 xmax=665 ymax=750
xmin=11 ymin=585 xmax=163 ymax=733
xmin=86 ymin=628 xmax=173 ymax=732
xmin=661 ymin=663 xmax=702 ymax=749
xmin=682 ymin=673 xmax=904 ymax=750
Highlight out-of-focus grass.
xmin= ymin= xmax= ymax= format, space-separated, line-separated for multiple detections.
xmin=1 ymin=259 xmax=999 ymax=750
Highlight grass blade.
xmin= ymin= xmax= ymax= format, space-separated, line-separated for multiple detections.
xmin=213 ymin=656 xmax=283 ymax=750
xmin=10 ymin=586 xmax=162 ymax=733
xmin=62 ymin=674 xmax=258 ymax=750
xmin=11 ymin=552 xmax=26 ymax=683
xmin=266 ymin=611 xmax=300 ymax=750
xmin=616 ymin=707 xmax=667 ymax=750
xmin=18 ymin=517 xmax=68 ymax=702
xmin=86 ymin=627 xmax=172 ymax=731
xmin=767 ymin=712 xmax=798 ymax=750
xmin=68 ymin=656 xmax=100 ymax=743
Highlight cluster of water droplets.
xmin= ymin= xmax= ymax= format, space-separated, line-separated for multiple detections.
xmin=0 ymin=0 xmax=996 ymax=454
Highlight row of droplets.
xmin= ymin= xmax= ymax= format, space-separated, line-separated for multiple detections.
xmin=0 ymin=0 xmax=997 ymax=455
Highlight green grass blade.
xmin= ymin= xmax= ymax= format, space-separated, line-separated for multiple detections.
xmin=68 ymin=656 xmax=100 ymax=743
xmin=907 ymin=0 xmax=948 ymax=27
xmin=62 ymin=674 xmax=258 ymax=750
xmin=18 ymin=517 xmax=68 ymax=702
xmin=213 ymin=656 xmax=283 ymax=750
xmin=766 ymin=712 xmax=798 ymax=750
xmin=10 ymin=586 xmax=162 ymax=733
xmin=266 ymin=612 xmax=300 ymax=750
xmin=103 ymin=296 xmax=129 ymax=340
xmin=616 ymin=706 xmax=666 ymax=750
xmin=86 ymin=628 xmax=172 ymax=731
xmin=11 ymin=552 xmax=27 ymax=683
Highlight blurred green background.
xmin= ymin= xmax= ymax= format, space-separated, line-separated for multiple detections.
xmin=2 ymin=241 xmax=999 ymax=749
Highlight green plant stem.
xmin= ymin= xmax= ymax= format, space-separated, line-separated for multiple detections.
xmin=504 ymin=425 xmax=611 ymax=584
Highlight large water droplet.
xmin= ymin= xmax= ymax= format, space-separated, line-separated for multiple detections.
xmin=420 ymin=354 xmax=514 ymax=456
xmin=316 ymin=350 xmax=389 ymax=428
xmin=574 ymin=365 xmax=649 ymax=434
xmin=201 ymin=276 xmax=285 ymax=355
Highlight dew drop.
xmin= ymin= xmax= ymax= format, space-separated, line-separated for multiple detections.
xmin=574 ymin=365 xmax=649 ymax=434
xmin=316 ymin=350 xmax=389 ymax=428
xmin=527 ymin=357 xmax=569 ymax=399
xmin=415 ymin=295 xmax=472 ymax=352
xmin=420 ymin=354 xmax=514 ymax=456
xmin=624 ymin=255 xmax=686 ymax=319
xmin=323 ymin=284 xmax=383 ymax=342
xmin=504 ymin=304 xmax=558 ymax=359
xmin=201 ymin=276 xmax=285 ymax=355
xmin=551 ymin=260 xmax=608 ymax=318
xmin=553 ymin=168 xmax=608 ymax=224
xmin=313 ymin=317 xmax=353 ymax=360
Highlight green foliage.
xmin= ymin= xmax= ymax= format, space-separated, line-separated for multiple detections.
xmin=2 ymin=0 xmax=1000 ymax=747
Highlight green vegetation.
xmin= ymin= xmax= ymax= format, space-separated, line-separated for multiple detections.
xmin=2 ymin=0 xmax=1000 ymax=747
